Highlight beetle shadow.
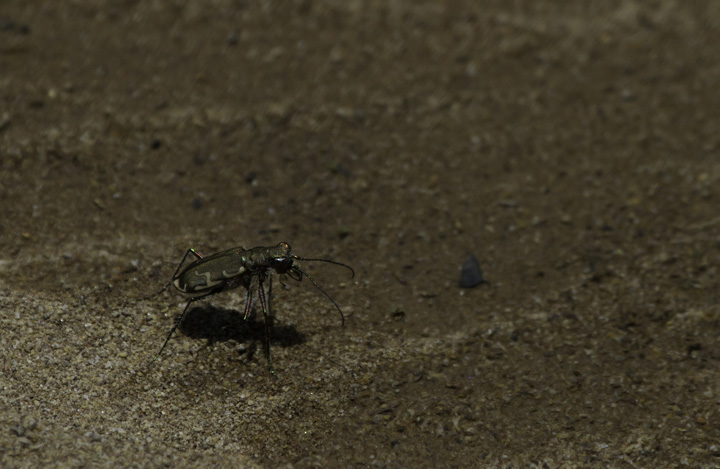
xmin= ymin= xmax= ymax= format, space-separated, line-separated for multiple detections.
xmin=176 ymin=304 xmax=305 ymax=356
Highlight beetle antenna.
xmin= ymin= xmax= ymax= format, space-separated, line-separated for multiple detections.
xmin=292 ymin=256 xmax=355 ymax=278
xmin=292 ymin=266 xmax=347 ymax=326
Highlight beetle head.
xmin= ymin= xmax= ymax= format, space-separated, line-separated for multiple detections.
xmin=271 ymin=242 xmax=294 ymax=274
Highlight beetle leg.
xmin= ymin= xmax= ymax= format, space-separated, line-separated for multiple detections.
xmin=172 ymin=248 xmax=203 ymax=278
xmin=138 ymin=248 xmax=203 ymax=301
xmin=150 ymin=290 xmax=213 ymax=366
xmin=257 ymin=279 xmax=275 ymax=374
xmin=242 ymin=287 xmax=253 ymax=321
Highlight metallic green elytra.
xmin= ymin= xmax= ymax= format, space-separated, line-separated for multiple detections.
xmin=140 ymin=242 xmax=354 ymax=373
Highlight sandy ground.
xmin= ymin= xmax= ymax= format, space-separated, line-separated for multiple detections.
xmin=1 ymin=1 xmax=719 ymax=467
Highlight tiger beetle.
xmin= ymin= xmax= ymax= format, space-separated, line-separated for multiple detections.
xmin=140 ymin=242 xmax=354 ymax=373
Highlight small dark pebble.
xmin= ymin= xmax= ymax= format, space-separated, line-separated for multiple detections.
xmin=150 ymin=138 xmax=162 ymax=150
xmin=459 ymin=253 xmax=484 ymax=288
xmin=332 ymin=163 xmax=354 ymax=178
xmin=391 ymin=307 xmax=405 ymax=319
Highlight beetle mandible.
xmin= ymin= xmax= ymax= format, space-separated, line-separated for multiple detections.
xmin=140 ymin=242 xmax=354 ymax=373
